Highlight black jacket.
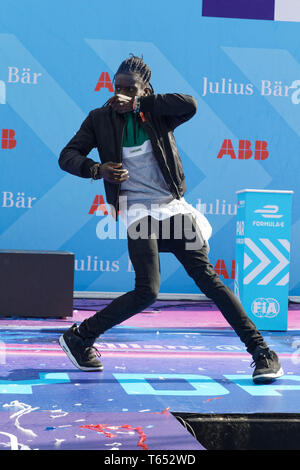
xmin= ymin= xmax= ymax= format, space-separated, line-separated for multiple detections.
xmin=59 ymin=93 xmax=197 ymax=217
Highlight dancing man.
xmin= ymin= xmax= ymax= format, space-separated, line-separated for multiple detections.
xmin=58 ymin=55 xmax=283 ymax=384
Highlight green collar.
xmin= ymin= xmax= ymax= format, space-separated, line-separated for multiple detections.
xmin=122 ymin=112 xmax=149 ymax=148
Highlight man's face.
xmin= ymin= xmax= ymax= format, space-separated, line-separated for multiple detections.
xmin=114 ymin=73 xmax=148 ymax=98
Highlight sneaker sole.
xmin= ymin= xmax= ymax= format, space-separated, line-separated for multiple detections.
xmin=253 ymin=367 xmax=284 ymax=384
xmin=59 ymin=335 xmax=103 ymax=372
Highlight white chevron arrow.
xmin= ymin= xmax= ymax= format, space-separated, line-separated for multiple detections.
xmin=276 ymin=273 xmax=289 ymax=286
xmin=244 ymin=252 xmax=253 ymax=269
xmin=276 ymin=239 xmax=290 ymax=286
xmin=243 ymin=238 xmax=271 ymax=285
xmin=258 ymin=239 xmax=289 ymax=285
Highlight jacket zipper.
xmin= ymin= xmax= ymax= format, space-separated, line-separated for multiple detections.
xmin=114 ymin=119 xmax=126 ymax=220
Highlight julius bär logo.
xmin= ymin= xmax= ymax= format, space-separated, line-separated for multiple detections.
xmin=0 ymin=66 xmax=43 ymax=103
xmin=201 ymin=76 xmax=300 ymax=105
xmin=217 ymin=139 xmax=269 ymax=160
xmin=251 ymin=298 xmax=280 ymax=319
xmin=1 ymin=191 xmax=37 ymax=208
xmin=7 ymin=67 xmax=42 ymax=85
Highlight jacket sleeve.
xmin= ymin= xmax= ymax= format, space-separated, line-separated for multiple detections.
xmin=139 ymin=93 xmax=197 ymax=131
xmin=59 ymin=111 xmax=98 ymax=178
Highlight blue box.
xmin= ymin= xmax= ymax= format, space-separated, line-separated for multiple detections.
xmin=234 ymin=189 xmax=293 ymax=331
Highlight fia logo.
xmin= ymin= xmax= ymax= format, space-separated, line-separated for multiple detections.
xmin=251 ymin=298 xmax=280 ymax=318
xmin=254 ymin=205 xmax=283 ymax=219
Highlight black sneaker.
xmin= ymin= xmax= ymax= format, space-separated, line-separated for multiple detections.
xmin=59 ymin=323 xmax=103 ymax=372
xmin=251 ymin=348 xmax=283 ymax=384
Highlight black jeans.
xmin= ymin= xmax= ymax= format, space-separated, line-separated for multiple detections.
xmin=79 ymin=214 xmax=267 ymax=355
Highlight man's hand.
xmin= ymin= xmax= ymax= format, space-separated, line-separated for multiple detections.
xmin=91 ymin=162 xmax=129 ymax=184
xmin=108 ymin=94 xmax=134 ymax=114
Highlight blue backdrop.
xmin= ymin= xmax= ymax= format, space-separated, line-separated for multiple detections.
xmin=0 ymin=0 xmax=299 ymax=296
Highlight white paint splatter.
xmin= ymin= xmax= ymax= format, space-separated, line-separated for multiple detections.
xmin=0 ymin=441 xmax=10 ymax=448
xmin=54 ymin=438 xmax=65 ymax=447
xmin=50 ymin=409 xmax=68 ymax=419
xmin=0 ymin=432 xmax=32 ymax=451
xmin=3 ymin=401 xmax=39 ymax=438
xmin=18 ymin=442 xmax=31 ymax=450
xmin=0 ymin=431 xmax=19 ymax=450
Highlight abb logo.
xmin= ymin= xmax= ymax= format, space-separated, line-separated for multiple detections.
xmin=89 ymin=195 xmax=110 ymax=214
xmin=217 ymin=139 xmax=269 ymax=160
xmin=214 ymin=259 xmax=235 ymax=280
xmin=94 ymin=72 xmax=114 ymax=93
xmin=1 ymin=129 xmax=16 ymax=149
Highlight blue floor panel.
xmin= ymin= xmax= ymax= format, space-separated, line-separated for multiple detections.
xmin=0 ymin=321 xmax=300 ymax=450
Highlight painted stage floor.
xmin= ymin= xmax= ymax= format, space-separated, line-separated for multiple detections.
xmin=0 ymin=300 xmax=300 ymax=451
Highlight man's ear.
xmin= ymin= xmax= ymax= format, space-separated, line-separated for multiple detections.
xmin=143 ymin=87 xmax=151 ymax=96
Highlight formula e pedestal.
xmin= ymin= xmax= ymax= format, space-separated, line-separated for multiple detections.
xmin=234 ymin=189 xmax=293 ymax=331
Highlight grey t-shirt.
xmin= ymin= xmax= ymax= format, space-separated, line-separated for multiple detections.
xmin=120 ymin=139 xmax=172 ymax=207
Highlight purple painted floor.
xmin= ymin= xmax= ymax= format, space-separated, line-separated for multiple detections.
xmin=0 ymin=299 xmax=300 ymax=450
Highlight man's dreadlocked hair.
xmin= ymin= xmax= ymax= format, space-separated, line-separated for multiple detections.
xmin=114 ymin=54 xmax=154 ymax=94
